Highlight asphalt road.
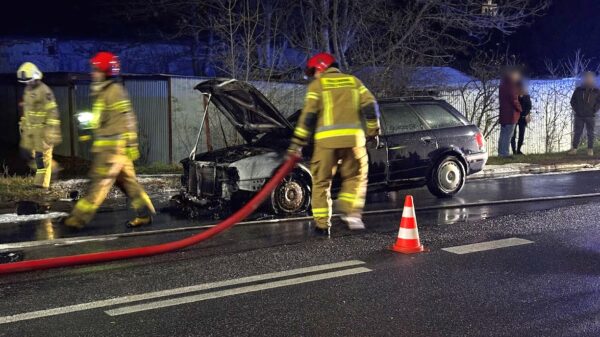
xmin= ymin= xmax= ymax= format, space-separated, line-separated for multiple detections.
xmin=2 ymin=171 xmax=600 ymax=336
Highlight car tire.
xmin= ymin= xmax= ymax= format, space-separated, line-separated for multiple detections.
xmin=427 ymin=155 xmax=466 ymax=198
xmin=269 ymin=170 xmax=311 ymax=215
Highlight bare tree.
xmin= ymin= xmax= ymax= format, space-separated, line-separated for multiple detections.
xmin=455 ymin=51 xmax=509 ymax=138
xmin=118 ymin=0 xmax=549 ymax=81
xmin=564 ymin=49 xmax=593 ymax=78
xmin=286 ymin=0 xmax=549 ymax=68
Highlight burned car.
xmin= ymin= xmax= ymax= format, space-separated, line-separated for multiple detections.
xmin=173 ymin=78 xmax=487 ymax=217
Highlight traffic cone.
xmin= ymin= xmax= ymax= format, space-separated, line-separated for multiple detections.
xmin=390 ymin=195 xmax=425 ymax=254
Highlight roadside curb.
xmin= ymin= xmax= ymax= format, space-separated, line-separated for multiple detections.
xmin=471 ymin=162 xmax=600 ymax=180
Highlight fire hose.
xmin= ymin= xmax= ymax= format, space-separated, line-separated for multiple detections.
xmin=0 ymin=155 xmax=300 ymax=275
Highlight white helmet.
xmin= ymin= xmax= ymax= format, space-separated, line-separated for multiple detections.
xmin=17 ymin=62 xmax=43 ymax=83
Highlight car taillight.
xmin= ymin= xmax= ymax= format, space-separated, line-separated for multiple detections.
xmin=475 ymin=132 xmax=485 ymax=150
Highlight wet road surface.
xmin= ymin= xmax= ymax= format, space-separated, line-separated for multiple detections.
xmin=3 ymin=170 xmax=600 ymax=248
xmin=2 ymin=171 xmax=600 ymax=336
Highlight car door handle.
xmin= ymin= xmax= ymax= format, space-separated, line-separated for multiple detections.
xmin=420 ymin=136 xmax=433 ymax=142
xmin=388 ymin=145 xmax=406 ymax=150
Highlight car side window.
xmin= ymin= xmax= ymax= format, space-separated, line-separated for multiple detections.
xmin=411 ymin=104 xmax=464 ymax=129
xmin=380 ymin=103 xmax=425 ymax=134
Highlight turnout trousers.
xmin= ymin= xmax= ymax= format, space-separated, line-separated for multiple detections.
xmin=32 ymin=145 xmax=54 ymax=189
xmin=310 ymin=145 xmax=368 ymax=229
xmin=70 ymin=151 xmax=155 ymax=224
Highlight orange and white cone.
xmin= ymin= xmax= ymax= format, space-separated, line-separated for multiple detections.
xmin=390 ymin=195 xmax=425 ymax=254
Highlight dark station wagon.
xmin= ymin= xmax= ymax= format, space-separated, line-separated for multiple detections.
xmin=174 ymin=79 xmax=487 ymax=217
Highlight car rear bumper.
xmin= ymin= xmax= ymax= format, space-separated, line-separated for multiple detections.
xmin=465 ymin=151 xmax=488 ymax=174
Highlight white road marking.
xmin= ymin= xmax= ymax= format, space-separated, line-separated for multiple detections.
xmin=0 ymin=260 xmax=365 ymax=324
xmin=106 ymin=267 xmax=372 ymax=316
xmin=442 ymin=238 xmax=534 ymax=255
xmin=0 ymin=212 xmax=68 ymax=224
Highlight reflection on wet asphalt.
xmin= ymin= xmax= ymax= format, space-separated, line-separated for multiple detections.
xmin=1 ymin=170 xmax=600 ymax=255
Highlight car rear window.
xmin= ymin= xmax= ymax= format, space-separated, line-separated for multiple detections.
xmin=411 ymin=104 xmax=464 ymax=129
xmin=380 ymin=103 xmax=425 ymax=134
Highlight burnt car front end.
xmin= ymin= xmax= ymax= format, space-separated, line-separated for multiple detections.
xmin=171 ymin=79 xmax=296 ymax=218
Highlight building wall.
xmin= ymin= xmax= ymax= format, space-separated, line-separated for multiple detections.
xmin=0 ymin=38 xmax=200 ymax=76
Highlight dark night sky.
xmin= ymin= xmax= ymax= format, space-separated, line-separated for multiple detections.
xmin=1 ymin=0 xmax=599 ymax=75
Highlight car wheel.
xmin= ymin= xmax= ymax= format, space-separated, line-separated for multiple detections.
xmin=427 ymin=155 xmax=465 ymax=198
xmin=270 ymin=171 xmax=311 ymax=215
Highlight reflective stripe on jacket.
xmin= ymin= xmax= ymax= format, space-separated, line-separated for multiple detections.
xmin=88 ymin=80 xmax=139 ymax=153
xmin=22 ymin=82 xmax=62 ymax=150
xmin=292 ymin=68 xmax=380 ymax=149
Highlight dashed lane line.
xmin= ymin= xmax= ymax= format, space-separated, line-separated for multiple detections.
xmin=105 ymin=267 xmax=372 ymax=316
xmin=0 ymin=260 xmax=365 ymax=324
xmin=442 ymin=238 xmax=534 ymax=255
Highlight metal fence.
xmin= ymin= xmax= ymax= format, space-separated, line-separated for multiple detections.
xmin=440 ymin=78 xmax=578 ymax=155
xmin=0 ymin=73 xmax=306 ymax=164
xmin=2 ymin=73 xmax=581 ymax=162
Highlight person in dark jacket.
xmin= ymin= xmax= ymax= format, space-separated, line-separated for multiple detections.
xmin=511 ymin=81 xmax=532 ymax=155
xmin=498 ymin=69 xmax=522 ymax=157
xmin=568 ymin=71 xmax=600 ymax=156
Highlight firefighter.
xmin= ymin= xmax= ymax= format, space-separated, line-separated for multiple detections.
xmin=17 ymin=62 xmax=62 ymax=189
xmin=288 ymin=53 xmax=380 ymax=236
xmin=63 ymin=51 xmax=155 ymax=229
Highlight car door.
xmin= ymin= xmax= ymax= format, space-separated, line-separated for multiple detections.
xmin=366 ymin=137 xmax=388 ymax=185
xmin=380 ymin=102 xmax=437 ymax=181
xmin=409 ymin=102 xmax=471 ymax=152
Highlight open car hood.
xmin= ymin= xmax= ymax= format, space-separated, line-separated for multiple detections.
xmin=194 ymin=79 xmax=294 ymax=143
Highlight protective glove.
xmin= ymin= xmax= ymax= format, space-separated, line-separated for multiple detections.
xmin=366 ymin=136 xmax=380 ymax=149
xmin=125 ymin=147 xmax=140 ymax=161
xmin=286 ymin=142 xmax=303 ymax=160
xmin=78 ymin=129 xmax=92 ymax=142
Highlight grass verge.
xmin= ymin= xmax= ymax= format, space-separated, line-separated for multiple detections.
xmin=0 ymin=176 xmax=63 ymax=204
xmin=0 ymin=162 xmax=182 ymax=206
xmin=487 ymin=148 xmax=600 ymax=166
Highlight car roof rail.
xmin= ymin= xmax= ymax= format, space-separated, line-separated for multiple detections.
xmin=381 ymin=95 xmax=440 ymax=102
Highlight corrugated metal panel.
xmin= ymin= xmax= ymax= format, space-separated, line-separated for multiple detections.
xmin=72 ymin=83 xmax=93 ymax=160
xmin=49 ymin=86 xmax=72 ymax=156
xmin=123 ymin=78 xmax=170 ymax=164
xmin=0 ymin=84 xmax=19 ymax=147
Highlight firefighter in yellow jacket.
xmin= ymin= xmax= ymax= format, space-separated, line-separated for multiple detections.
xmin=288 ymin=53 xmax=380 ymax=235
xmin=63 ymin=52 xmax=155 ymax=229
xmin=17 ymin=62 xmax=62 ymax=189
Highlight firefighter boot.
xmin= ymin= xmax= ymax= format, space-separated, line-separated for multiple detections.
xmin=126 ymin=191 xmax=155 ymax=228
xmin=313 ymin=225 xmax=331 ymax=237
xmin=62 ymin=216 xmax=86 ymax=230
xmin=340 ymin=214 xmax=366 ymax=230
xmin=337 ymin=147 xmax=368 ymax=230
xmin=126 ymin=216 xmax=152 ymax=228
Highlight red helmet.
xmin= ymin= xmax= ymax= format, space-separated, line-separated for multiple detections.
xmin=90 ymin=51 xmax=121 ymax=77
xmin=305 ymin=52 xmax=336 ymax=77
